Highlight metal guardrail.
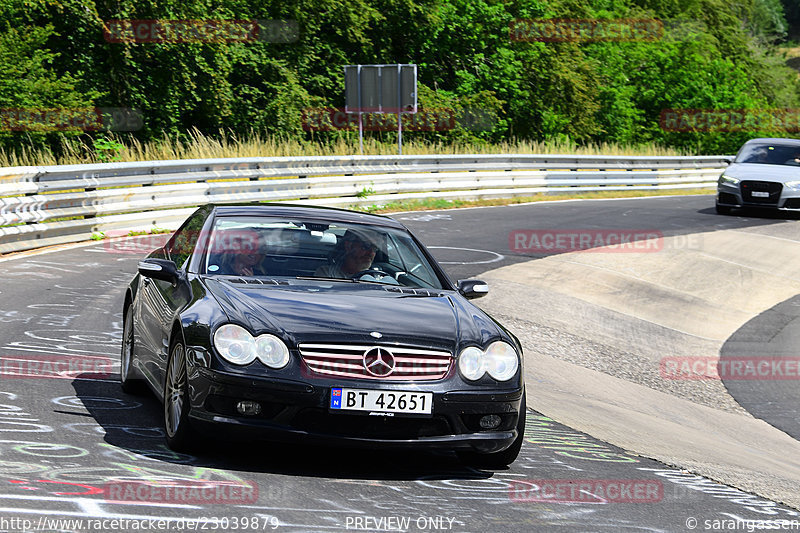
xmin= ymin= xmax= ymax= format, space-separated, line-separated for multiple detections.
xmin=0 ymin=154 xmax=730 ymax=254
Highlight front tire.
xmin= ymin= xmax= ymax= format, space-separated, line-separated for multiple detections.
xmin=715 ymin=202 xmax=732 ymax=215
xmin=459 ymin=392 xmax=527 ymax=469
xmin=120 ymin=309 xmax=145 ymax=394
xmin=164 ymin=341 xmax=195 ymax=451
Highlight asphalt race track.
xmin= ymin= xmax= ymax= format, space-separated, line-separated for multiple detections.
xmin=721 ymin=295 xmax=800 ymax=440
xmin=0 ymin=194 xmax=798 ymax=532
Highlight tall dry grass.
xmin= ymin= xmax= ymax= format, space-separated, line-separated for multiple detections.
xmin=0 ymin=129 xmax=688 ymax=167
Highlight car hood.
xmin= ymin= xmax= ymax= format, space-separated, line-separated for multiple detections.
xmin=202 ymin=278 xmax=503 ymax=350
xmin=724 ymin=163 xmax=800 ymax=182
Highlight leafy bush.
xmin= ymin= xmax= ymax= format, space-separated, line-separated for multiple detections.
xmin=0 ymin=0 xmax=796 ymax=158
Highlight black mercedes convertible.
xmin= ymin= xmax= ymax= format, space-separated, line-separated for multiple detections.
xmin=121 ymin=204 xmax=526 ymax=467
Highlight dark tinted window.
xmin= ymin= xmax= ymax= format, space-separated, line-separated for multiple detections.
xmin=735 ymin=142 xmax=800 ymax=166
xmin=166 ymin=210 xmax=207 ymax=269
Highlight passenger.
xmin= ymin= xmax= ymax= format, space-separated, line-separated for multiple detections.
xmin=222 ymin=235 xmax=268 ymax=277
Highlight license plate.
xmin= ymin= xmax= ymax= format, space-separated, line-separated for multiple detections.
xmin=330 ymin=388 xmax=432 ymax=415
xmin=752 ymin=191 xmax=770 ymax=198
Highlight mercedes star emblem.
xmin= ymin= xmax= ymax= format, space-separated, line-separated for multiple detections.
xmin=363 ymin=347 xmax=396 ymax=377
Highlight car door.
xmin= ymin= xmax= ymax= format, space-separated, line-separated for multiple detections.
xmin=139 ymin=211 xmax=206 ymax=387
xmin=133 ymin=246 xmax=168 ymax=384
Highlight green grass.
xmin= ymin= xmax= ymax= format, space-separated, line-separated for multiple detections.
xmin=354 ymin=187 xmax=716 ymax=214
xmin=0 ymin=129 xmax=689 ymax=168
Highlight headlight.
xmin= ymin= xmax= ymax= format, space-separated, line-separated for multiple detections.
xmin=458 ymin=342 xmax=519 ymax=381
xmin=719 ymin=175 xmax=740 ymax=186
xmin=785 ymin=181 xmax=800 ymax=191
xmin=458 ymin=346 xmax=485 ymax=381
xmin=485 ymin=341 xmax=519 ymax=381
xmin=255 ymin=334 xmax=290 ymax=368
xmin=214 ymin=324 xmax=256 ymax=365
xmin=214 ymin=325 xmax=291 ymax=368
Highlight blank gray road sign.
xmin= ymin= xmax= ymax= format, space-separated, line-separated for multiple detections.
xmin=345 ymin=67 xmax=360 ymax=111
xmin=345 ymin=64 xmax=417 ymax=113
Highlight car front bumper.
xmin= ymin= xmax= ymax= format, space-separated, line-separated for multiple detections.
xmin=186 ymin=366 xmax=524 ymax=453
xmin=717 ymin=181 xmax=800 ymax=209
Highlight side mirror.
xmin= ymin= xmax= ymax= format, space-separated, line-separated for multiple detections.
xmin=138 ymin=258 xmax=180 ymax=285
xmin=457 ymin=279 xmax=489 ymax=299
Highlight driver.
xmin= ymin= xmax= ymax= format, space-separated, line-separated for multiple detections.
xmin=315 ymin=228 xmax=381 ymax=279
xmin=785 ymin=150 xmax=800 ymax=165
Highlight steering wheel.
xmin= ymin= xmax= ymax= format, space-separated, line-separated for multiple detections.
xmin=350 ymin=268 xmax=392 ymax=280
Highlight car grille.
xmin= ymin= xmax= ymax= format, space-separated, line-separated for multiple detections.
xmin=741 ymin=180 xmax=782 ymax=204
xmin=298 ymin=343 xmax=452 ymax=381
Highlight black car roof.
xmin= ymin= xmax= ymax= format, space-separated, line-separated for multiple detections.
xmin=208 ymin=203 xmax=406 ymax=229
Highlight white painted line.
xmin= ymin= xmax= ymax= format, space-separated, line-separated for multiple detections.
xmin=428 ymin=246 xmax=505 ymax=265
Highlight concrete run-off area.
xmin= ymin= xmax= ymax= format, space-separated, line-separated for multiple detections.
xmin=477 ymin=224 xmax=800 ymax=508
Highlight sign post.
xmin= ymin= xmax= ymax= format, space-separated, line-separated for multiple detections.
xmin=344 ymin=64 xmax=417 ymax=155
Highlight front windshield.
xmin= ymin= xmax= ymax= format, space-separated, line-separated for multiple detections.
xmin=734 ymin=142 xmax=800 ymax=166
xmin=202 ymin=215 xmax=445 ymax=290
